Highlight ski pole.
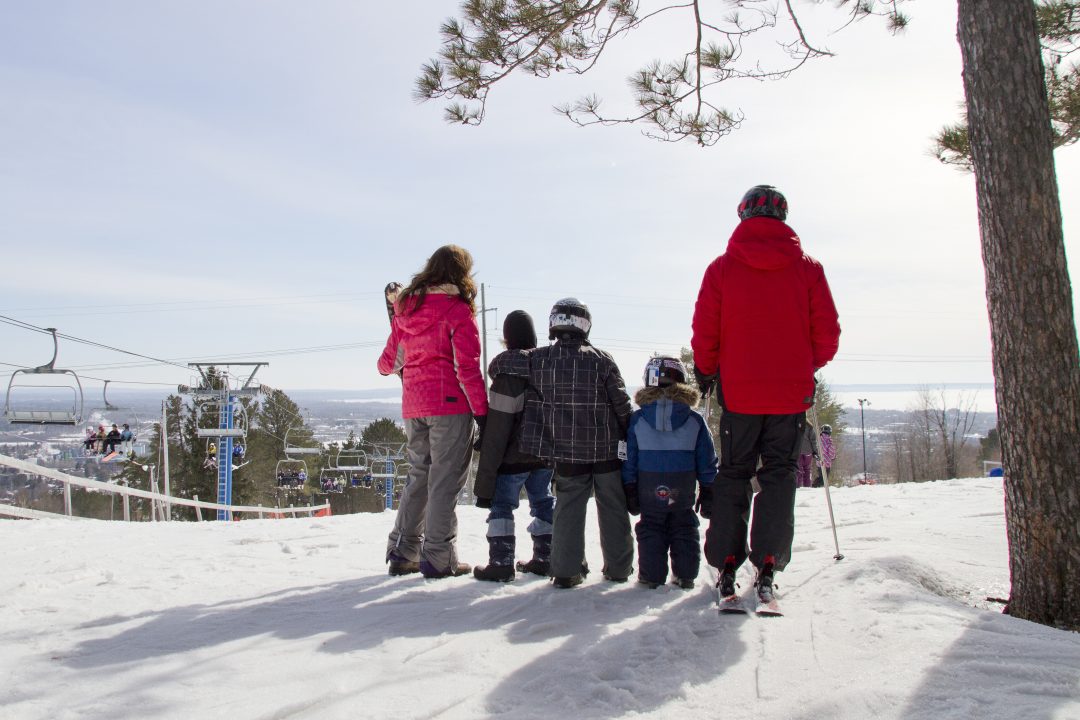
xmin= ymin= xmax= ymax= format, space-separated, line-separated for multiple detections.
xmin=703 ymin=385 xmax=713 ymax=422
xmin=809 ymin=401 xmax=844 ymax=561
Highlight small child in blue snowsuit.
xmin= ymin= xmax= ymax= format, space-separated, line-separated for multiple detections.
xmin=622 ymin=356 xmax=717 ymax=589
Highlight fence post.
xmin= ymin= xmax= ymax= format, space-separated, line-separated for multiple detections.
xmin=193 ymin=494 xmax=203 ymax=522
xmin=63 ymin=482 xmax=72 ymax=517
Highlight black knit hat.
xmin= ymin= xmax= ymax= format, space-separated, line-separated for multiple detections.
xmin=503 ymin=310 xmax=537 ymax=350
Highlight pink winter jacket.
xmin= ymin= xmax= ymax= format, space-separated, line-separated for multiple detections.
xmin=377 ymin=287 xmax=489 ymax=420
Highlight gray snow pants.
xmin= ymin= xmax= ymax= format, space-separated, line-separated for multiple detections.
xmin=549 ymin=468 xmax=634 ymax=580
xmin=385 ymin=413 xmax=474 ymax=572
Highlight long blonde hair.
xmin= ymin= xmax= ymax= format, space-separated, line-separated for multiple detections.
xmin=398 ymin=245 xmax=477 ymax=314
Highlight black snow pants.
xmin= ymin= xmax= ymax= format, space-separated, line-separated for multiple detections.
xmin=636 ymin=507 xmax=701 ymax=584
xmin=704 ymin=410 xmax=804 ymax=573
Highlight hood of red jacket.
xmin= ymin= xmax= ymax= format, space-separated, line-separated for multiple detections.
xmin=395 ymin=287 xmax=463 ymax=335
xmin=726 ymin=216 xmax=803 ymax=270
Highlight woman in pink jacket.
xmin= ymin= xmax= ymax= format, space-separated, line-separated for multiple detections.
xmin=379 ymin=245 xmax=488 ymax=579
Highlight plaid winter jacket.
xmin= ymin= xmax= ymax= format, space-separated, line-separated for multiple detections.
xmin=513 ymin=338 xmax=633 ymax=464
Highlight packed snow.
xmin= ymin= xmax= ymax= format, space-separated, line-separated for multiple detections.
xmin=3 ymin=478 xmax=1078 ymax=720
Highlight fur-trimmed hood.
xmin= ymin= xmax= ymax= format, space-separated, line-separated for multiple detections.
xmin=634 ymin=383 xmax=700 ymax=408
xmin=633 ymin=382 xmax=702 ymax=433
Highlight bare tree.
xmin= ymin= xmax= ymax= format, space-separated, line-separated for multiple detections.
xmin=912 ymin=388 xmax=979 ymax=480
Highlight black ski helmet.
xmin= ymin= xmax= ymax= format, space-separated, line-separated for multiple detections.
xmin=737 ymin=185 xmax=788 ymax=221
xmin=549 ymin=297 xmax=592 ymax=339
xmin=821 ymin=424 xmax=832 ymax=435
xmin=643 ymin=356 xmax=688 ymax=388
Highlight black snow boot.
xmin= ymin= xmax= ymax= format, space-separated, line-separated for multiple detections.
xmin=473 ymin=535 xmax=516 ymax=582
xmin=516 ymin=534 xmax=552 ymax=576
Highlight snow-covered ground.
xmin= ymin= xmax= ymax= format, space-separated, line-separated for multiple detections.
xmin=3 ymin=479 xmax=1078 ymax=720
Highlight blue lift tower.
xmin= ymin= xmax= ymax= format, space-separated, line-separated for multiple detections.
xmin=179 ymin=363 xmax=266 ymax=520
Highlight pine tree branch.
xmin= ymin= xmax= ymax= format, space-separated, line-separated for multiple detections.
xmin=419 ymin=0 xmax=911 ymax=143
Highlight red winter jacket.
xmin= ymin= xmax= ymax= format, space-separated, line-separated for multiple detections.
xmin=377 ymin=287 xmax=489 ymax=420
xmin=691 ymin=217 xmax=840 ymax=414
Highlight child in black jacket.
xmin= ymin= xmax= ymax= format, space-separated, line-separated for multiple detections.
xmin=472 ymin=311 xmax=554 ymax=582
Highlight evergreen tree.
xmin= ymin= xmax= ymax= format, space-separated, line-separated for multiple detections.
xmin=979 ymin=426 xmax=1002 ymax=463
xmin=361 ymin=418 xmax=407 ymax=448
xmin=934 ymin=1 xmax=1080 ymax=168
xmin=248 ymin=388 xmax=324 ymax=505
xmin=811 ymin=378 xmax=845 ymax=436
xmin=145 ymin=394 xmax=209 ymax=520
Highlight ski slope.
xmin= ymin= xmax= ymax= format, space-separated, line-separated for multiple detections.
xmin=3 ymin=478 xmax=1078 ymax=720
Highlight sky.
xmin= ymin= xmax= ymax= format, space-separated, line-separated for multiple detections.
xmin=1 ymin=2 xmax=1077 ymax=411
xmin=4 ymin=473 xmax=1080 ymax=719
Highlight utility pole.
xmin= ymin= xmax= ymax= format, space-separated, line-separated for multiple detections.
xmin=857 ymin=398 xmax=871 ymax=482
xmin=161 ymin=400 xmax=171 ymax=519
xmin=479 ymin=283 xmax=498 ymax=387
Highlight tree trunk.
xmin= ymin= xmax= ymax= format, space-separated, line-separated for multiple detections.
xmin=957 ymin=0 xmax=1080 ymax=629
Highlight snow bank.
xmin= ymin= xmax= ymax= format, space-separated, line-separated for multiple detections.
xmin=2 ymin=478 xmax=1077 ymax=719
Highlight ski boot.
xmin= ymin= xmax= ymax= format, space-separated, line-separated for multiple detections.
xmin=755 ymin=558 xmax=776 ymax=604
xmin=718 ymin=558 xmax=737 ymax=599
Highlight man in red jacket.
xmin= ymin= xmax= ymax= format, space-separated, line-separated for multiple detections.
xmin=691 ymin=185 xmax=840 ymax=608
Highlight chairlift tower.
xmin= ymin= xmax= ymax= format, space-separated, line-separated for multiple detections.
xmin=368 ymin=441 xmax=407 ymax=511
xmin=179 ymin=362 xmax=267 ymax=520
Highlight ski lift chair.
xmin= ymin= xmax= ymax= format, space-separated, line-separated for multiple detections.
xmin=275 ymin=459 xmax=308 ymax=489
xmin=194 ymin=401 xmax=248 ymax=439
xmin=319 ymin=468 xmax=346 ymax=494
xmin=4 ymin=328 xmax=84 ymax=424
xmin=284 ymin=426 xmax=322 ymax=457
xmin=331 ymin=448 xmax=368 ymax=473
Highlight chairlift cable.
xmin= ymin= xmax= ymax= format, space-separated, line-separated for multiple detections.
xmin=0 ymin=315 xmax=192 ymax=372
xmin=1 ymin=290 xmax=382 ymax=316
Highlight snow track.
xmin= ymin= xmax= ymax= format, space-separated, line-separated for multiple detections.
xmin=2 ymin=479 xmax=1079 ymax=719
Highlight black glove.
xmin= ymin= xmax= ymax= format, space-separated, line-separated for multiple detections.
xmin=695 ymin=485 xmax=714 ymax=519
xmin=475 ymin=496 xmax=492 ymax=509
xmin=693 ymin=366 xmax=718 ymax=397
xmin=473 ymin=415 xmax=487 ymax=451
xmin=623 ymin=483 xmax=641 ymax=516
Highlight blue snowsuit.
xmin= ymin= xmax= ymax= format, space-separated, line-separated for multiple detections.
xmin=623 ymin=384 xmax=717 ymax=585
